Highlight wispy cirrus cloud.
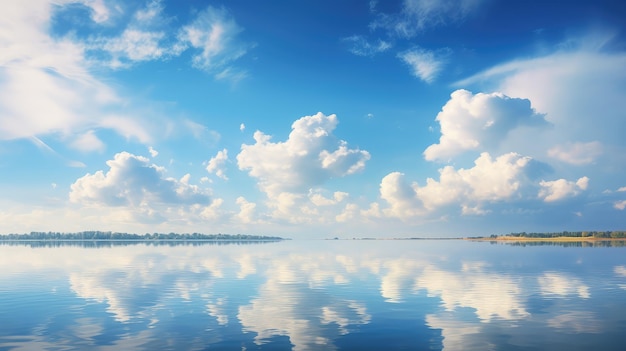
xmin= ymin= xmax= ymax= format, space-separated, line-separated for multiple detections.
xmin=547 ymin=141 xmax=603 ymax=165
xmin=343 ymin=35 xmax=392 ymax=56
xmin=177 ymin=6 xmax=253 ymax=79
xmin=371 ymin=0 xmax=484 ymax=38
xmin=398 ymin=47 xmax=451 ymax=83
xmin=0 ymin=1 xmax=253 ymax=156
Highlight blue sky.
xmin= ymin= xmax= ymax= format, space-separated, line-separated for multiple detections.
xmin=1 ymin=0 xmax=625 ymax=238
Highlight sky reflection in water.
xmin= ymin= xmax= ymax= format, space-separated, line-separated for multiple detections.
xmin=1 ymin=240 xmax=626 ymax=350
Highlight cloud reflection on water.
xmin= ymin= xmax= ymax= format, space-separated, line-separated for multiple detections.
xmin=1 ymin=241 xmax=626 ymax=350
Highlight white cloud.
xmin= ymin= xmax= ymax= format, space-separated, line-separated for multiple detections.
xmin=99 ymin=115 xmax=152 ymax=143
xmin=308 ymin=190 xmax=349 ymax=207
xmin=206 ymin=148 xmax=229 ymax=180
xmin=182 ymin=119 xmax=221 ymax=143
xmin=455 ymin=36 xmax=626 ymax=160
xmin=0 ymin=1 xmax=164 ymax=150
xmin=538 ymin=176 xmax=589 ymax=202
xmin=239 ymin=123 xmax=245 ymax=132
xmin=177 ymin=6 xmax=251 ymax=78
xmin=547 ymin=141 xmax=603 ymax=165
xmin=380 ymin=152 xmax=535 ymax=218
xmin=237 ymin=112 xmax=370 ymax=197
xmin=614 ymin=200 xmax=626 ymax=210
xmin=70 ymin=130 xmax=105 ymax=152
xmin=78 ymin=0 xmax=111 ymax=23
xmin=134 ymin=0 xmax=163 ymax=22
xmin=371 ymin=0 xmax=484 ymax=38
xmin=398 ymin=47 xmax=449 ymax=83
xmin=70 ymin=151 xmax=211 ymax=207
xmin=148 ymin=146 xmax=158 ymax=157
xmin=98 ymin=29 xmax=167 ymax=67
xmin=343 ymin=35 xmax=391 ymax=56
xmin=235 ymin=197 xmax=257 ymax=224
xmin=424 ymin=89 xmax=547 ymax=161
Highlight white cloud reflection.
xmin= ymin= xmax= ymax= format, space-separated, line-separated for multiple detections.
xmin=0 ymin=241 xmax=621 ymax=350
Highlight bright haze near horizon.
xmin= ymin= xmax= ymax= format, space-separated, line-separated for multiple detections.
xmin=1 ymin=0 xmax=625 ymax=239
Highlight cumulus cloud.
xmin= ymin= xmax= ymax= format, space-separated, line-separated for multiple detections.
xmin=538 ymin=176 xmax=589 ymax=202
xmin=547 ymin=141 xmax=603 ymax=165
xmin=206 ymin=148 xmax=229 ymax=180
xmin=235 ymin=197 xmax=257 ymax=224
xmin=308 ymin=189 xmax=349 ymax=207
xmin=424 ymin=89 xmax=547 ymax=161
xmin=70 ymin=151 xmax=211 ymax=207
xmin=237 ymin=112 xmax=370 ymax=197
xmin=455 ymin=36 xmax=626 ymax=160
xmin=380 ymin=152 xmax=541 ymax=218
xmin=398 ymin=47 xmax=449 ymax=83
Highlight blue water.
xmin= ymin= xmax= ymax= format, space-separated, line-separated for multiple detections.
xmin=1 ymin=240 xmax=626 ymax=350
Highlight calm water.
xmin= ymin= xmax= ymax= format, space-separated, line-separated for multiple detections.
xmin=1 ymin=239 xmax=626 ymax=350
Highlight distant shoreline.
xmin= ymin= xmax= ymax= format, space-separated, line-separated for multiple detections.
xmin=466 ymin=236 xmax=626 ymax=242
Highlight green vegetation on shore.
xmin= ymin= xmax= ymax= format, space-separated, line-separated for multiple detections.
xmin=0 ymin=231 xmax=284 ymax=241
xmin=473 ymin=230 xmax=626 ymax=240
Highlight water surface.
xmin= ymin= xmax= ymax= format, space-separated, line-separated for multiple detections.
xmin=1 ymin=239 xmax=626 ymax=350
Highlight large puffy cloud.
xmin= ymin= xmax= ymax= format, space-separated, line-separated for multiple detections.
xmin=237 ymin=112 xmax=370 ymax=197
xmin=455 ymin=35 xmax=626 ymax=169
xmin=424 ymin=89 xmax=547 ymax=161
xmin=381 ymin=152 xmax=535 ymax=217
xmin=380 ymin=151 xmax=590 ymax=218
xmin=70 ymin=151 xmax=211 ymax=207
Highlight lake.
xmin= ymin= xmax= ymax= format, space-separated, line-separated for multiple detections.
xmin=1 ymin=239 xmax=626 ymax=350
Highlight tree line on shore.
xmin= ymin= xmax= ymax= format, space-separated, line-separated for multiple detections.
xmin=0 ymin=231 xmax=284 ymax=241
xmin=491 ymin=230 xmax=626 ymax=239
